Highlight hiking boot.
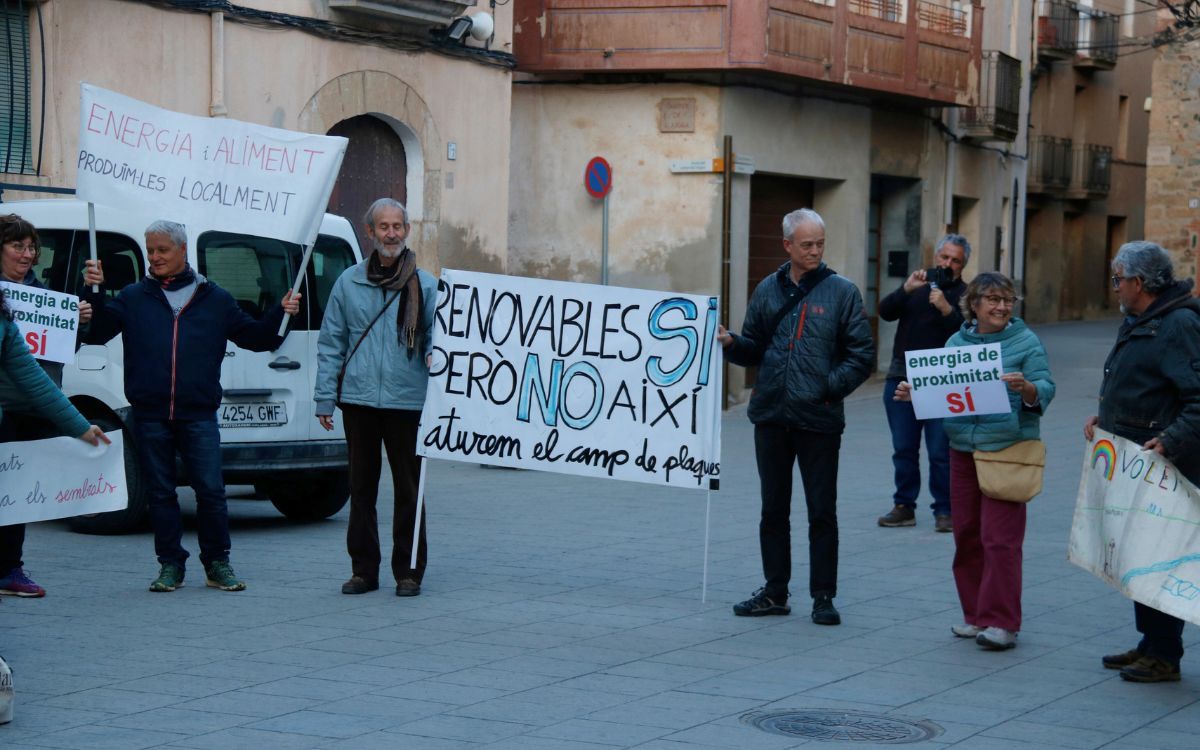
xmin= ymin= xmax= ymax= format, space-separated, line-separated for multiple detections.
xmin=149 ymin=563 xmax=185 ymax=592
xmin=1102 ymin=648 xmax=1143 ymax=670
xmin=341 ymin=576 xmax=379 ymax=595
xmin=1120 ymin=656 xmax=1181 ymax=683
xmin=0 ymin=567 xmax=46 ymax=598
xmin=976 ymin=627 xmax=1017 ymax=650
xmin=935 ymin=515 xmax=953 ymax=533
xmin=732 ymin=588 xmax=790 ymax=617
xmin=395 ymin=579 xmax=421 ymax=597
xmin=204 ymin=561 xmax=246 ymax=592
xmin=811 ymin=595 xmax=841 ymax=626
xmin=951 ymin=623 xmax=982 ymax=638
xmin=878 ymin=505 xmax=916 ymax=527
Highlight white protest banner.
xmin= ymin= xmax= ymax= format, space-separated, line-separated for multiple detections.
xmin=0 ymin=283 xmax=80 ymax=365
xmin=417 ymin=270 xmax=722 ymax=490
xmin=907 ymin=343 xmax=1009 ymax=420
xmin=0 ymin=431 xmax=127 ymax=526
xmin=1069 ymin=430 xmax=1200 ymax=627
xmin=76 ymin=84 xmax=347 ymax=246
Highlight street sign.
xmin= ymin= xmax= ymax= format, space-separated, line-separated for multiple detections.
xmin=585 ymin=156 xmax=613 ymax=199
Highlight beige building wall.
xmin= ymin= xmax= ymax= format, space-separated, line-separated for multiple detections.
xmin=1144 ymin=24 xmax=1200 ymax=282
xmin=13 ymin=0 xmax=513 ymax=273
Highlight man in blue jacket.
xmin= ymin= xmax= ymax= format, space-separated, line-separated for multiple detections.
xmin=314 ymin=198 xmax=437 ymax=598
xmin=83 ymin=220 xmax=300 ymax=593
xmin=876 ymin=234 xmax=969 ymax=533
xmin=1086 ymin=242 xmax=1200 ymax=683
xmin=718 ymin=208 xmax=875 ymax=626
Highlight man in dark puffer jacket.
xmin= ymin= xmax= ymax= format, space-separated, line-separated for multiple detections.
xmin=1085 ymin=241 xmax=1200 ymax=683
xmin=718 ymin=208 xmax=875 ymax=626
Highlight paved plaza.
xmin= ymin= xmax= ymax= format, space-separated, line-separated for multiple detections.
xmin=1 ymin=318 xmax=1197 ymax=749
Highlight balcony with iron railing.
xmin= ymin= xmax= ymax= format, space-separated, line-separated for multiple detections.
xmin=327 ymin=0 xmax=474 ymax=26
xmin=1067 ymin=144 xmax=1112 ymax=198
xmin=1028 ymin=135 xmax=1073 ymax=194
xmin=513 ymin=0 xmax=983 ymax=107
xmin=1075 ymin=10 xmax=1117 ymax=69
xmin=1037 ymin=0 xmax=1078 ymax=60
xmin=961 ymin=51 xmax=1021 ymax=142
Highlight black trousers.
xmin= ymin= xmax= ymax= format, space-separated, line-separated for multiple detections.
xmin=754 ymin=423 xmax=841 ymax=602
xmin=1135 ymin=602 xmax=1185 ymax=666
xmin=342 ymin=405 xmax=427 ymax=585
xmin=0 ymin=412 xmax=57 ymax=572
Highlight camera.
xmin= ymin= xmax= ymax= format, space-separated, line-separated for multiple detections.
xmin=925 ymin=266 xmax=954 ymax=288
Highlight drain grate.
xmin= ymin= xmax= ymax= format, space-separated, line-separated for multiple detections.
xmin=741 ymin=709 xmax=942 ymax=743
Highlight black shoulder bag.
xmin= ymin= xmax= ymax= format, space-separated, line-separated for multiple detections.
xmin=752 ymin=266 xmax=834 ymax=358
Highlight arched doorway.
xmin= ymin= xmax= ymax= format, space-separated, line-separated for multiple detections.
xmin=326 ymin=114 xmax=408 ymax=254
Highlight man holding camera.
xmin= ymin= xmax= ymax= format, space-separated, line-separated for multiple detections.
xmin=876 ymin=234 xmax=970 ymax=532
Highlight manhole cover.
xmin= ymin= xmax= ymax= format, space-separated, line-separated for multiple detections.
xmin=741 ymin=709 xmax=942 ymax=743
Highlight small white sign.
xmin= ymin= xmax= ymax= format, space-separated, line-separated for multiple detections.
xmin=907 ymin=344 xmax=1010 ymax=420
xmin=670 ymin=159 xmax=716 ymax=174
xmin=0 ymin=282 xmax=81 ymax=365
xmin=0 ymin=431 xmax=128 ymax=526
xmin=734 ymin=155 xmax=755 ymax=175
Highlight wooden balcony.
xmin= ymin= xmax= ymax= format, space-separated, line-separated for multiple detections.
xmin=513 ymin=0 xmax=984 ymax=107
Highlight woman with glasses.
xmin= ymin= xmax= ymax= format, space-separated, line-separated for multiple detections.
xmin=0 ymin=214 xmax=94 ymax=598
xmin=895 ymin=272 xmax=1055 ymax=650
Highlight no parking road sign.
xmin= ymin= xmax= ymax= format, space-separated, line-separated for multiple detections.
xmin=584 ymin=156 xmax=612 ymax=199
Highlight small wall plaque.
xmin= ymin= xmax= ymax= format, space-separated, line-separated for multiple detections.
xmin=658 ymin=98 xmax=696 ymax=133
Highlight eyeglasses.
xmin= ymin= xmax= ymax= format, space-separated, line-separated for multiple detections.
xmin=3 ymin=242 xmax=36 ymax=257
xmin=1110 ymin=274 xmax=1134 ymax=290
xmin=981 ymin=295 xmax=1019 ymax=307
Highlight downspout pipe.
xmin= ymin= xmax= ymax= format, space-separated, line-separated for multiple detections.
xmin=210 ymin=11 xmax=228 ymax=118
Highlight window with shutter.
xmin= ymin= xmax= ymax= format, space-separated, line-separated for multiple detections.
xmin=0 ymin=0 xmax=33 ymax=175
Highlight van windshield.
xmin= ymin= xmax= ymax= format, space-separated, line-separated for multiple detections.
xmin=198 ymin=231 xmax=355 ymax=330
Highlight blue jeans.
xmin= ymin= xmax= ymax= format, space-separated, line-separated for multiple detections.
xmin=883 ymin=377 xmax=950 ymax=517
xmin=134 ymin=416 xmax=230 ymax=569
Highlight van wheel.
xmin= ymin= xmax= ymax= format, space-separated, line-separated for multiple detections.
xmin=68 ymin=415 xmax=148 ymax=534
xmin=259 ymin=471 xmax=350 ymax=522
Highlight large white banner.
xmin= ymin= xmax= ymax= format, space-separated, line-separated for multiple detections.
xmin=76 ymin=84 xmax=347 ymax=246
xmin=0 ymin=431 xmax=127 ymax=526
xmin=0 ymin=283 xmax=81 ymax=365
xmin=907 ymin=344 xmax=1010 ymax=420
xmin=418 ymin=270 xmax=722 ymax=490
xmin=1069 ymin=429 xmax=1200 ymax=626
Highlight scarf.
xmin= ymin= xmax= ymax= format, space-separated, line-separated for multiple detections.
xmin=366 ymin=247 xmax=422 ymax=356
xmin=155 ymin=264 xmax=196 ymax=291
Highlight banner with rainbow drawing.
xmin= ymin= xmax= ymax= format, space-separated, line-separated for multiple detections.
xmin=1069 ymin=429 xmax=1200 ymax=626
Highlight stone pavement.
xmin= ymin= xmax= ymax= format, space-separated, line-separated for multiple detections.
xmin=1 ymin=318 xmax=1197 ymax=749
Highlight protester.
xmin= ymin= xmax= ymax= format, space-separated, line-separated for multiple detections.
xmin=1085 ymin=242 xmax=1200 ymax=682
xmin=0 ymin=285 xmax=109 ymax=553
xmin=82 ymin=220 xmax=300 ymax=593
xmin=315 ymin=198 xmax=437 ymax=598
xmin=718 ymin=208 xmax=874 ymax=626
xmin=895 ymin=272 xmax=1054 ymax=650
xmin=877 ymin=234 xmax=969 ymax=532
xmin=0 ymin=214 xmax=94 ymax=597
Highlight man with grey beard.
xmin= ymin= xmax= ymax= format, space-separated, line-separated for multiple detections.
xmin=315 ymin=198 xmax=438 ymax=597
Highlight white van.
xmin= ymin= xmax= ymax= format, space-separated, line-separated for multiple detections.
xmin=3 ymin=198 xmax=362 ymax=533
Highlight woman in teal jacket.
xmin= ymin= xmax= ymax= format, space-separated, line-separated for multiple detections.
xmin=897 ymin=272 xmax=1054 ymax=651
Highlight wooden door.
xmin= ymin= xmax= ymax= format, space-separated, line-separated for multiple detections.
xmin=326 ymin=115 xmax=408 ymax=255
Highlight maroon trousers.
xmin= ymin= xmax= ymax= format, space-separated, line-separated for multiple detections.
xmin=342 ymin=405 xmax=427 ymax=585
xmin=949 ymin=449 xmax=1027 ymax=632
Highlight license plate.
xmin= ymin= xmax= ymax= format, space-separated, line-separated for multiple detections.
xmin=219 ymin=401 xmax=288 ymax=428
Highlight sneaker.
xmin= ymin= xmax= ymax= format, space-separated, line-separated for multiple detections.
xmin=148 ymin=563 xmax=185 ymax=593
xmin=341 ymin=576 xmax=379 ymax=595
xmin=1102 ymin=648 xmax=1143 ymax=670
xmin=0 ymin=567 xmax=46 ymax=598
xmin=811 ymin=595 xmax=841 ymax=626
xmin=935 ymin=515 xmax=953 ymax=533
xmin=395 ymin=579 xmax=421 ymax=597
xmin=878 ymin=505 xmax=916 ymax=527
xmin=204 ymin=561 xmax=246 ymax=592
xmin=732 ymin=588 xmax=790 ymax=617
xmin=951 ymin=623 xmax=982 ymax=638
xmin=976 ymin=627 xmax=1017 ymax=650
xmin=1120 ymin=656 xmax=1181 ymax=683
